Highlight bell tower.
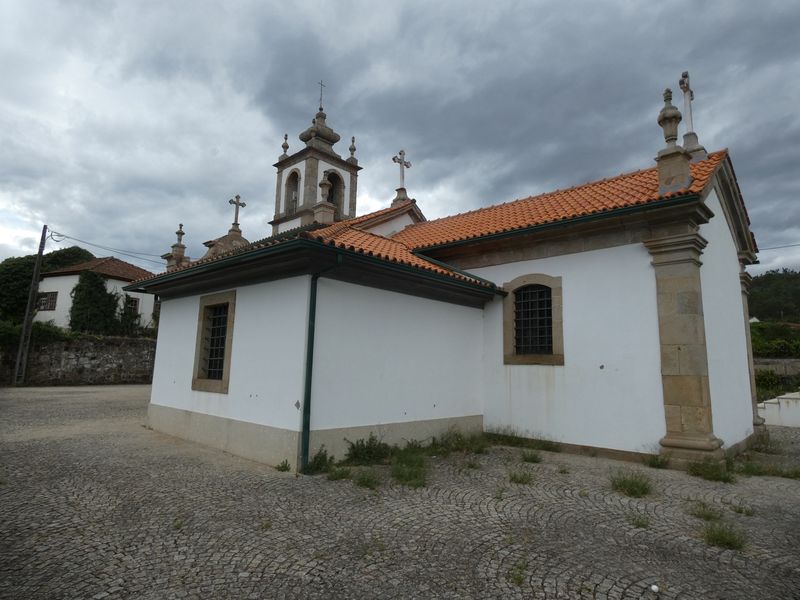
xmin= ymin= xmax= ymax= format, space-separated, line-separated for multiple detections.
xmin=270 ymin=103 xmax=361 ymax=235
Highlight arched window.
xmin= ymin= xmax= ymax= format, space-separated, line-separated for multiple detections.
xmin=514 ymin=284 xmax=552 ymax=354
xmin=503 ymin=274 xmax=564 ymax=365
xmin=284 ymin=171 xmax=300 ymax=215
xmin=327 ymin=172 xmax=344 ymax=218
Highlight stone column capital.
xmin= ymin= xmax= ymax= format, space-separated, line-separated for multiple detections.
xmin=644 ymin=232 xmax=708 ymax=267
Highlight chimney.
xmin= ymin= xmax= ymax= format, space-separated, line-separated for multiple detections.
xmin=161 ymin=224 xmax=191 ymax=271
xmin=656 ymin=88 xmax=692 ymax=195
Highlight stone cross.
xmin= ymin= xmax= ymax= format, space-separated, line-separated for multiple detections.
xmin=229 ymin=195 xmax=246 ymax=226
xmin=318 ymin=80 xmax=326 ymax=110
xmin=175 ymin=224 xmax=185 ymax=245
xmin=678 ymin=71 xmax=695 ymax=134
xmin=392 ymin=150 xmax=411 ymax=189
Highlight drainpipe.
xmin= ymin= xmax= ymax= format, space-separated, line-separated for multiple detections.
xmin=300 ymin=256 xmax=341 ymax=470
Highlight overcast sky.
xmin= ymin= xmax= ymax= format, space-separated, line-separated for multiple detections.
xmin=1 ymin=1 xmax=798 ymax=275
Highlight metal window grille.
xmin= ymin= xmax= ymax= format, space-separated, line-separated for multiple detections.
xmin=36 ymin=292 xmax=58 ymax=311
xmin=126 ymin=297 xmax=140 ymax=312
xmin=514 ymin=285 xmax=553 ymax=354
xmin=203 ymin=304 xmax=229 ymax=380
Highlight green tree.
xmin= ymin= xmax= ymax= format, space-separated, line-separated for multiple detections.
xmin=69 ymin=271 xmax=119 ymax=334
xmin=117 ymin=295 xmax=141 ymax=336
xmin=0 ymin=246 xmax=94 ymax=323
xmin=749 ymin=269 xmax=800 ymax=323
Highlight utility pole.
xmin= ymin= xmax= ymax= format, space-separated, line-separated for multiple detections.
xmin=14 ymin=224 xmax=48 ymax=386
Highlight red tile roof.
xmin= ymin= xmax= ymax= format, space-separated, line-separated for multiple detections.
xmin=43 ymin=257 xmax=154 ymax=282
xmin=302 ymin=226 xmax=490 ymax=287
xmin=393 ymin=150 xmax=727 ymax=250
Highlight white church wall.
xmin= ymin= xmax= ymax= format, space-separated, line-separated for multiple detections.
xmin=365 ymin=213 xmax=417 ymax=237
xmin=472 ymin=243 xmax=666 ymax=453
xmin=277 ymin=217 xmax=303 ymax=233
xmin=699 ymin=190 xmax=754 ymax=447
xmin=150 ymin=276 xmax=310 ymax=432
xmin=33 ymin=274 xmax=79 ymax=328
xmin=311 ymin=279 xmax=483 ymax=436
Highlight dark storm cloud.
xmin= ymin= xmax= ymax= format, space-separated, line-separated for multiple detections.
xmin=1 ymin=0 xmax=798 ymax=273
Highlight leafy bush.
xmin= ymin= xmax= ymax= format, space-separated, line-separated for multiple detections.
xmin=301 ymin=446 xmax=334 ymax=475
xmin=69 ymin=271 xmax=120 ymax=334
xmin=344 ymin=433 xmax=392 ymax=465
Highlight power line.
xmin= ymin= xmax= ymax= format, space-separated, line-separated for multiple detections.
xmin=48 ymin=230 xmax=164 ymax=266
xmin=759 ymin=242 xmax=800 ymax=251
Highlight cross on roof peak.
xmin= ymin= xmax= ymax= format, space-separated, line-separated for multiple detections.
xmin=392 ymin=150 xmax=411 ymax=189
xmin=229 ymin=194 xmax=246 ymax=227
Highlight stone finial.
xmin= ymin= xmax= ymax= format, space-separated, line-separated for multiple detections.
xmin=280 ymin=134 xmax=289 ymax=159
xmin=347 ymin=136 xmax=358 ymax=165
xmin=318 ymin=177 xmax=332 ymax=203
xmin=657 ymin=88 xmax=682 ymax=147
xmin=656 ymin=88 xmax=692 ymax=195
xmin=678 ymin=71 xmax=708 ymax=162
xmin=162 ymin=223 xmax=190 ymax=271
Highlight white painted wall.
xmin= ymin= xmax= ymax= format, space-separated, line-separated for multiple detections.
xmin=472 ymin=244 xmax=666 ymax=453
xmin=700 ymin=190 xmax=754 ymax=447
xmin=33 ymin=274 xmax=156 ymax=329
xmin=150 ymin=276 xmax=310 ymax=431
xmin=33 ymin=274 xmax=79 ymax=328
xmin=277 ymin=217 xmax=303 ymax=233
xmin=366 ymin=212 xmax=416 ymax=237
xmin=317 ymin=160 xmax=350 ymax=216
xmin=311 ymin=279 xmax=483 ymax=430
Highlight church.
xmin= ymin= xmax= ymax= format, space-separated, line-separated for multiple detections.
xmin=127 ymin=76 xmax=762 ymax=471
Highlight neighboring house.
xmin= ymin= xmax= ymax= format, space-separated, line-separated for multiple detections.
xmin=127 ymin=86 xmax=762 ymax=471
xmin=35 ymin=257 xmax=156 ymax=329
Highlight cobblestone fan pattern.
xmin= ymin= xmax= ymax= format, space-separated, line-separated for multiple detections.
xmin=1 ymin=386 xmax=799 ymax=599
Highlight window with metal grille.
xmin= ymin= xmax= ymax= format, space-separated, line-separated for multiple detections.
xmin=36 ymin=292 xmax=58 ymax=311
xmin=203 ymin=304 xmax=229 ymax=380
xmin=126 ymin=296 xmax=140 ymax=313
xmin=514 ymin=284 xmax=553 ymax=354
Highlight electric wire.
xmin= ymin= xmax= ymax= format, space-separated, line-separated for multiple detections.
xmin=48 ymin=230 xmax=164 ymax=266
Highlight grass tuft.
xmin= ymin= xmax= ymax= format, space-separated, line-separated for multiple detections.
xmin=686 ymin=460 xmax=735 ymax=483
xmin=354 ymin=469 xmax=380 ymax=490
xmin=507 ymin=561 xmax=527 ymax=586
xmin=557 ymin=466 xmax=570 ymax=474
xmin=391 ymin=447 xmax=427 ymax=488
xmin=485 ymin=428 xmax=561 ymax=452
xmin=172 ymin=518 xmax=183 ymax=530
xmin=521 ymin=450 xmax=542 ymax=464
xmin=430 ymin=429 xmax=490 ymax=455
xmin=735 ymin=460 xmax=800 ymax=480
xmin=610 ymin=469 xmax=652 ymax=498
xmin=509 ymin=470 xmax=533 ymax=485
xmin=688 ymin=501 xmax=723 ymax=521
xmin=326 ymin=466 xmax=352 ymax=481
xmin=703 ymin=522 xmax=746 ymax=550
xmin=730 ymin=504 xmax=755 ymax=516
xmin=627 ymin=514 xmax=650 ymax=528
xmin=275 ymin=459 xmax=291 ymax=472
xmin=643 ymin=454 xmax=670 ymax=469
xmin=465 ymin=458 xmax=480 ymax=469
xmin=260 ymin=519 xmax=271 ymax=530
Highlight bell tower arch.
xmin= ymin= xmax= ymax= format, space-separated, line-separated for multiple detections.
xmin=270 ymin=105 xmax=362 ymax=234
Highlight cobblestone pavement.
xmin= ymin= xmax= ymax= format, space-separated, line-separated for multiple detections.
xmin=1 ymin=386 xmax=799 ymax=599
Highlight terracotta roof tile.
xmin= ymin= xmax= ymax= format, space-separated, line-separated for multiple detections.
xmin=302 ymin=226 xmax=492 ymax=287
xmin=393 ymin=150 xmax=727 ymax=250
xmin=43 ymin=257 xmax=154 ymax=282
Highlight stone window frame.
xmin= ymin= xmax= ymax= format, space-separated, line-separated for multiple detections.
xmin=192 ymin=290 xmax=236 ymax=394
xmin=503 ymin=274 xmax=564 ymax=365
xmin=125 ymin=295 xmax=140 ymax=313
xmin=36 ymin=291 xmax=58 ymax=311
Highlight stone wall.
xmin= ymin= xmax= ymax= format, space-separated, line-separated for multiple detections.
xmin=754 ymin=358 xmax=800 ymax=377
xmin=1 ymin=337 xmax=156 ymax=386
